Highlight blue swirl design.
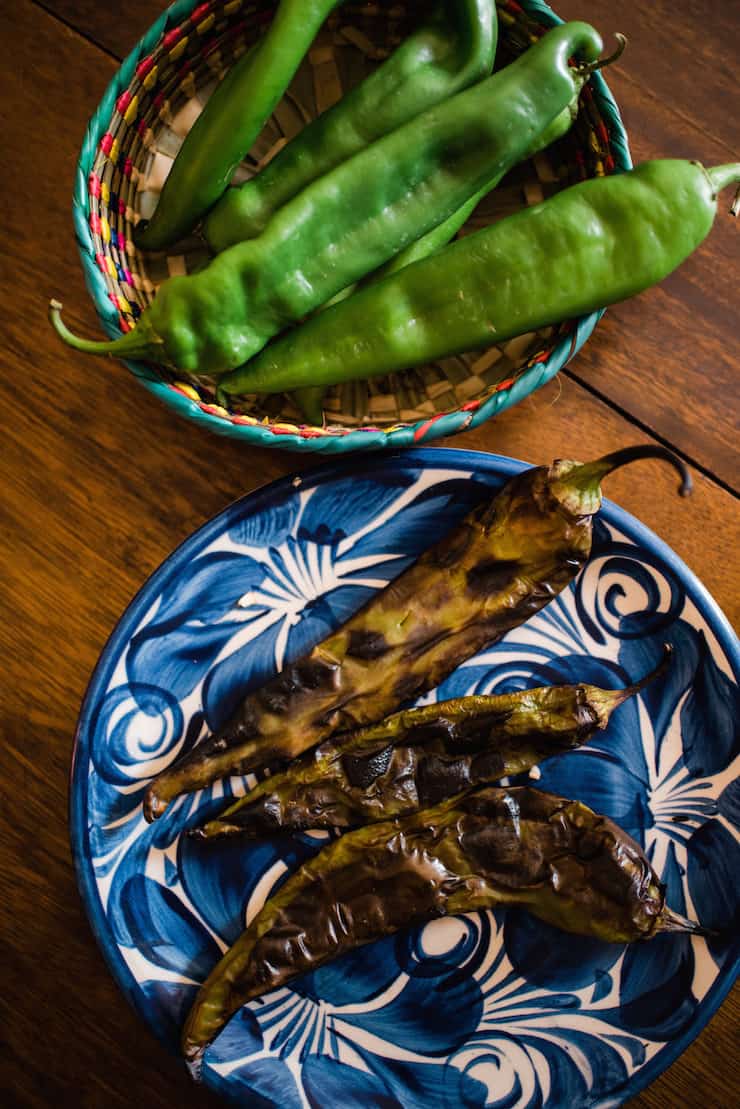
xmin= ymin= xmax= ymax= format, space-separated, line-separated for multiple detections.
xmin=72 ymin=455 xmax=740 ymax=1108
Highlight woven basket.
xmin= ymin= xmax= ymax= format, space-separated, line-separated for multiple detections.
xmin=73 ymin=0 xmax=630 ymax=452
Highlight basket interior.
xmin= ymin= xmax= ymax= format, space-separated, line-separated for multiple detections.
xmin=85 ymin=0 xmax=619 ymax=435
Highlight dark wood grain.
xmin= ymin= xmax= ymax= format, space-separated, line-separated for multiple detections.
xmin=1 ymin=2 xmax=738 ymax=1109
xmin=554 ymin=0 xmax=740 ymax=490
xmin=34 ymin=0 xmax=157 ymax=58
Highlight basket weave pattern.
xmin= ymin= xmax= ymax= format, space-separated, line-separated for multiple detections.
xmin=75 ymin=0 xmax=630 ymax=451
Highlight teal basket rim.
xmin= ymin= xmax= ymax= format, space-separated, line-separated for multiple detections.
xmin=73 ymin=0 xmax=632 ymax=453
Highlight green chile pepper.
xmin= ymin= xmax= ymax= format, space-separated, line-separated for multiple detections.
xmin=133 ymin=0 xmax=344 ymax=252
xmin=50 ymin=23 xmax=605 ymax=377
xmin=365 ymin=41 xmax=632 ymax=286
xmin=293 ymin=93 xmax=590 ymax=423
xmin=182 ymin=784 xmax=703 ymax=1071
xmin=142 ymin=445 xmax=689 ymax=823
xmin=219 ymin=159 xmax=740 ymax=399
xmin=204 ymin=0 xmax=498 ymax=251
xmin=191 ymin=647 xmax=671 ymax=840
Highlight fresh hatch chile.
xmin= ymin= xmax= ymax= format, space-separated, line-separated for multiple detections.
xmin=218 ymin=159 xmax=740 ymax=400
xmin=191 ymin=646 xmax=672 ymax=840
xmin=142 ymin=445 xmax=690 ymax=823
xmin=293 ymin=79 xmax=605 ymax=423
xmin=362 ymin=35 xmax=629 ymax=287
xmin=203 ymin=0 xmax=499 ymax=251
xmin=49 ymin=22 xmax=607 ymax=377
xmin=133 ymin=0 xmax=345 ymax=252
xmin=182 ymin=784 xmax=703 ymax=1071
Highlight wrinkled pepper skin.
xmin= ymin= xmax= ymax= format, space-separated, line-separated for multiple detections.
xmin=220 ymin=160 xmax=740 ymax=398
xmin=143 ymin=445 xmax=690 ymax=822
xmin=193 ymin=649 xmax=671 ymax=840
xmin=204 ymin=0 xmax=498 ymax=251
xmin=50 ymin=23 xmax=604 ymax=377
xmin=182 ymin=784 xmax=702 ymax=1070
xmin=133 ymin=0 xmax=345 ymax=251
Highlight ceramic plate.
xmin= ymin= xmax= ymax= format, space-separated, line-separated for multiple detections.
xmin=71 ymin=449 xmax=739 ymax=1108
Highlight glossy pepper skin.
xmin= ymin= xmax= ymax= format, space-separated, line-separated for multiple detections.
xmin=182 ymin=784 xmax=703 ymax=1071
xmin=142 ymin=445 xmax=690 ymax=823
xmin=219 ymin=160 xmax=740 ymax=399
xmin=295 ymin=96 xmax=587 ymax=423
xmin=133 ymin=0 xmax=344 ymax=252
xmin=50 ymin=23 xmax=605 ymax=377
xmin=204 ymin=0 xmax=498 ymax=251
xmin=193 ymin=648 xmax=671 ymax=840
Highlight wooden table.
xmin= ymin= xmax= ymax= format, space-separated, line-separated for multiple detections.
xmin=1 ymin=2 xmax=737 ymax=1106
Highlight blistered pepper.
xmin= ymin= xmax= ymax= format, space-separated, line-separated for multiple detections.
xmin=192 ymin=648 xmax=671 ymax=840
xmin=182 ymin=784 xmax=703 ymax=1072
xmin=142 ymin=445 xmax=690 ymax=823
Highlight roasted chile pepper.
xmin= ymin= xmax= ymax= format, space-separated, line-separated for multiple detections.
xmin=219 ymin=159 xmax=740 ymax=400
xmin=133 ymin=0 xmax=345 ymax=252
xmin=204 ymin=0 xmax=499 ymax=251
xmin=192 ymin=648 xmax=671 ymax=840
xmin=50 ymin=23 xmax=606 ymax=377
xmin=182 ymin=784 xmax=703 ymax=1071
xmin=143 ymin=445 xmax=690 ymax=823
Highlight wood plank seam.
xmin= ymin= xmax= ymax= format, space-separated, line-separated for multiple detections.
xmin=562 ymin=366 xmax=740 ymax=499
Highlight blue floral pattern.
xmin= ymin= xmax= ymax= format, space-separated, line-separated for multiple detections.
xmin=71 ymin=451 xmax=740 ymax=1108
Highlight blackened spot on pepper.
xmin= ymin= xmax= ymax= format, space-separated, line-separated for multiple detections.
xmin=405 ymin=718 xmax=456 ymax=746
xmin=470 ymin=749 xmax=507 ymax=781
xmin=230 ymin=701 xmax=262 ymax=740
xmin=466 ymin=559 xmax=520 ymax=596
xmin=429 ymin=523 xmax=475 ymax=568
xmin=448 ymin=711 xmax=512 ymax=751
xmin=295 ymin=657 xmax=341 ymax=690
xmin=393 ymin=672 xmax=426 ymax=703
xmin=347 ymin=629 xmax=391 ymax=660
xmin=342 ymin=743 xmax=394 ymax=789
xmin=417 ymin=755 xmax=472 ymax=806
xmin=259 ymin=656 xmax=340 ymax=713
xmin=401 ymin=625 xmax=452 ymax=662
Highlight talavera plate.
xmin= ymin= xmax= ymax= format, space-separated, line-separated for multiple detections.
xmin=71 ymin=449 xmax=740 ymax=1108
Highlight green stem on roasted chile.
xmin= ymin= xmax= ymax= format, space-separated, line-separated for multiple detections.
xmin=193 ymin=646 xmax=672 ymax=840
xmin=142 ymin=445 xmax=689 ymax=823
xmin=182 ymin=784 xmax=704 ymax=1073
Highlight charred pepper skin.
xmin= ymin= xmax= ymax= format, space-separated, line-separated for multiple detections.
xmin=192 ymin=648 xmax=671 ymax=840
xmin=133 ymin=0 xmax=345 ymax=252
xmin=142 ymin=446 xmax=690 ymax=823
xmin=204 ymin=0 xmax=499 ymax=251
xmin=49 ymin=23 xmax=605 ymax=376
xmin=182 ymin=784 xmax=703 ymax=1071
xmin=219 ymin=160 xmax=740 ymax=399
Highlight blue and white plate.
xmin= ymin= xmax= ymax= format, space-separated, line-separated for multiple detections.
xmin=71 ymin=449 xmax=739 ymax=1108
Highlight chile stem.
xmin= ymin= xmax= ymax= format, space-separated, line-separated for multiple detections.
xmin=585 ymin=644 xmax=672 ymax=727
xmin=623 ymin=643 xmax=673 ymax=695
xmin=574 ymin=32 xmax=627 ymax=76
xmin=49 ymin=300 xmax=162 ymax=361
xmin=567 ymin=444 xmax=691 ymax=503
xmin=705 ymin=162 xmax=740 ymax=200
xmin=658 ymin=905 xmax=711 ymax=936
